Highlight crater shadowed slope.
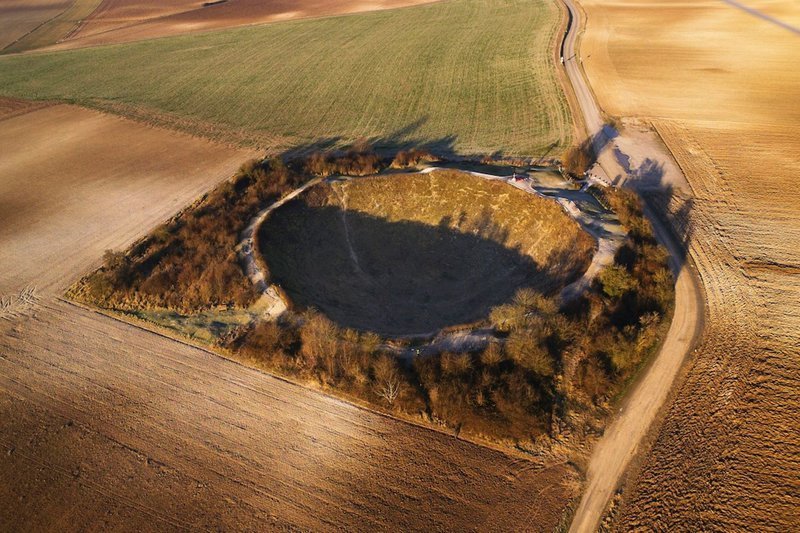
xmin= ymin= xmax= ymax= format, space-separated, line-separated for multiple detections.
xmin=258 ymin=172 xmax=593 ymax=335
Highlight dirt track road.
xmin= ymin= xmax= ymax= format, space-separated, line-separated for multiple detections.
xmin=559 ymin=1 xmax=705 ymax=531
xmin=0 ymin=103 xmax=576 ymax=530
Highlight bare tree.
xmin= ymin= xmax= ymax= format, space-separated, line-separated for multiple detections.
xmin=379 ymin=376 xmax=401 ymax=406
xmin=374 ymin=355 xmax=402 ymax=406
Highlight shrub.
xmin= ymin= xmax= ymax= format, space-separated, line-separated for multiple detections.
xmin=300 ymin=311 xmax=341 ymax=373
xmin=562 ymin=139 xmax=595 ymax=176
xmin=490 ymin=303 xmax=527 ymax=332
xmin=506 ymin=330 xmax=554 ymax=377
xmin=598 ymin=264 xmax=636 ymax=299
xmin=304 ymin=141 xmax=383 ymax=177
xmin=576 ymin=356 xmax=610 ymax=402
xmin=480 ymin=342 xmax=504 ymax=366
xmin=373 ymin=354 xmax=403 ymax=405
xmin=390 ymin=148 xmax=437 ymax=168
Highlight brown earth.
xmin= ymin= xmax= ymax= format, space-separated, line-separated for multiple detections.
xmin=578 ymin=0 xmax=800 ymax=529
xmin=0 ymin=103 xmax=255 ymax=295
xmin=0 ymin=0 xmax=70 ymax=50
xmin=0 ymin=96 xmax=52 ymax=120
xmin=0 ymin=104 xmax=579 ymax=529
xmin=0 ymin=299 xmax=577 ymax=531
xmin=51 ymin=0 xmax=439 ymax=50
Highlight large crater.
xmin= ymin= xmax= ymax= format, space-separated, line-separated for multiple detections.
xmin=258 ymin=171 xmax=594 ymax=336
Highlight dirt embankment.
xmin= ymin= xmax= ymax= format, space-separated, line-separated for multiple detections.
xmin=259 ymin=172 xmax=594 ymax=335
xmin=577 ymin=0 xmax=800 ymax=529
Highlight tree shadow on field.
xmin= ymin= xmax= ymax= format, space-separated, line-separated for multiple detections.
xmin=641 ymin=182 xmax=694 ymax=272
xmin=278 ymin=116 xmax=568 ymax=167
xmin=278 ymin=116 xmax=462 ymax=161
xmin=365 ymin=116 xmax=462 ymax=161
xmin=591 ymin=123 xmax=619 ymax=161
xmin=363 ymin=116 xmax=460 ymax=160
xmin=258 ymin=203 xmax=581 ymax=336
xmin=619 ymin=149 xmax=693 ymax=272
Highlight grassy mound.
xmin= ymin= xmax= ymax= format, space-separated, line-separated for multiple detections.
xmin=0 ymin=0 xmax=569 ymax=155
xmin=259 ymin=171 xmax=594 ymax=335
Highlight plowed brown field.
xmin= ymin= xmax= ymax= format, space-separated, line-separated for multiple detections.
xmin=0 ymin=0 xmax=70 ymax=50
xmin=53 ymin=0 xmax=438 ymax=49
xmin=0 ymin=103 xmax=254 ymax=295
xmin=0 ymin=104 xmax=579 ymax=529
xmin=0 ymin=299 xmax=576 ymax=531
xmin=579 ymin=0 xmax=800 ymax=529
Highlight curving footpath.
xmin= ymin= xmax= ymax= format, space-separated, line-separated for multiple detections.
xmin=559 ymin=1 xmax=706 ymax=531
xmin=420 ymin=166 xmax=626 ymax=303
xmin=242 ymin=166 xmax=625 ymax=328
xmin=237 ymin=176 xmax=323 ymax=319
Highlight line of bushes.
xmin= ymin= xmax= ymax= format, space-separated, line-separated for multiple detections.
xmin=69 ymin=144 xmax=392 ymax=312
xmin=224 ymin=188 xmax=674 ymax=444
xmin=69 ymin=146 xmax=674 ymax=447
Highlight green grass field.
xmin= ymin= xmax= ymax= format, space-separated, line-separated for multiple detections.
xmin=0 ymin=0 xmax=571 ymax=156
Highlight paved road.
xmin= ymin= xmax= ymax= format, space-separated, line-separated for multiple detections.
xmin=559 ymin=1 xmax=706 ymax=531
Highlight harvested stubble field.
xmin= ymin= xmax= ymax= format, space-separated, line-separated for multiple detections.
xmin=0 ymin=299 xmax=578 ymax=531
xmin=0 ymin=104 xmax=580 ymax=529
xmin=54 ymin=0 xmax=439 ymax=49
xmin=580 ymin=0 xmax=800 ymax=529
xmin=0 ymin=0 xmax=571 ymax=156
xmin=259 ymin=172 xmax=594 ymax=335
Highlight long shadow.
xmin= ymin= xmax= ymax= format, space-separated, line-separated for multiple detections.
xmin=591 ymin=123 xmax=619 ymax=159
xmin=278 ymin=116 xmax=463 ymax=162
xmin=274 ymin=115 xmax=560 ymax=166
xmin=572 ymin=121 xmax=696 ymax=275
xmin=641 ymin=183 xmax=694 ymax=271
xmin=720 ymin=0 xmax=800 ymax=36
xmin=258 ymin=201 xmax=584 ymax=336
xmin=573 ymin=124 xmax=619 ymax=173
xmin=602 ymin=127 xmax=694 ymax=275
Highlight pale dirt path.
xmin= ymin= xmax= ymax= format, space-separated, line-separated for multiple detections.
xmin=330 ymin=182 xmax=368 ymax=278
xmin=237 ymin=176 xmax=323 ymax=320
xmin=559 ymin=1 xmax=705 ymax=531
